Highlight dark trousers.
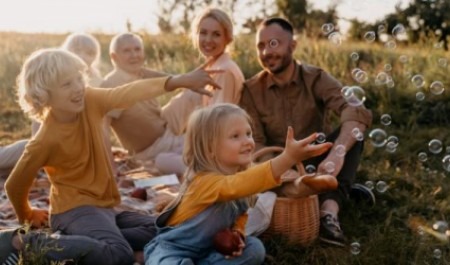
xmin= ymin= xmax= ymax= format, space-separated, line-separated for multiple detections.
xmin=303 ymin=127 xmax=364 ymax=209
xmin=50 ymin=205 xmax=156 ymax=265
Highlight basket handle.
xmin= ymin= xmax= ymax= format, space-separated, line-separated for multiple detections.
xmin=253 ymin=146 xmax=305 ymax=175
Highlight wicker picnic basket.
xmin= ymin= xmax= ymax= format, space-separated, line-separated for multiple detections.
xmin=253 ymin=146 xmax=320 ymax=246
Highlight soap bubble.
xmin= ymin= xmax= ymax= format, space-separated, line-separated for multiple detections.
xmin=335 ymin=145 xmax=346 ymax=157
xmin=376 ymin=181 xmax=388 ymax=193
xmin=385 ymin=40 xmax=397 ymax=49
xmin=350 ymin=242 xmax=361 ymax=255
xmin=432 ymin=221 xmax=448 ymax=233
xmin=428 ymin=139 xmax=443 ymax=154
xmin=384 ymin=64 xmax=392 ymax=72
xmin=392 ymin=24 xmax=406 ymax=39
xmin=399 ymin=55 xmax=409 ymax=64
xmin=328 ymin=32 xmax=342 ymax=45
xmin=305 ymin=164 xmax=316 ymax=174
xmin=411 ymin=75 xmax=425 ymax=88
xmin=433 ymin=249 xmax=442 ymax=259
xmin=316 ymin=132 xmax=326 ymax=143
xmin=324 ymin=161 xmax=336 ymax=173
xmin=418 ymin=152 xmax=428 ymax=162
xmin=387 ymin=136 xmax=399 ymax=147
xmin=369 ymin=128 xmax=387 ymax=147
xmin=351 ymin=128 xmax=364 ymax=141
xmin=442 ymin=155 xmax=450 ymax=172
xmin=365 ymin=180 xmax=374 ymax=190
xmin=380 ymin=114 xmax=392 ymax=126
xmin=438 ymin=58 xmax=447 ymax=67
xmin=321 ymin=23 xmax=334 ymax=35
xmin=351 ymin=68 xmax=369 ymax=83
xmin=416 ymin=92 xmax=425 ymax=101
xmin=375 ymin=72 xmax=389 ymax=86
xmin=342 ymin=86 xmax=366 ymax=106
xmin=364 ymin=31 xmax=376 ymax=42
xmin=385 ymin=141 xmax=397 ymax=153
xmin=429 ymin=81 xmax=445 ymax=95
xmin=350 ymin=52 xmax=359 ymax=61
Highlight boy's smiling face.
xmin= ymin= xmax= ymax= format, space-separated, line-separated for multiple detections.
xmin=48 ymin=71 xmax=86 ymax=123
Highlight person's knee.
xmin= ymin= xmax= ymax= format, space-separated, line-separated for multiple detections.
xmin=244 ymin=236 xmax=266 ymax=264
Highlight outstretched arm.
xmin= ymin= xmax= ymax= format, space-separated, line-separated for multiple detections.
xmin=270 ymin=127 xmax=333 ymax=180
xmin=165 ymin=59 xmax=223 ymax=96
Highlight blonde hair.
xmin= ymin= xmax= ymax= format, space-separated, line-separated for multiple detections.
xmin=183 ymin=103 xmax=252 ymax=181
xmin=16 ymin=48 xmax=87 ymax=121
xmin=191 ymin=7 xmax=234 ymax=49
xmin=61 ymin=33 xmax=101 ymax=69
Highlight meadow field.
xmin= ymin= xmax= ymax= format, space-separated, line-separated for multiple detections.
xmin=0 ymin=31 xmax=449 ymax=264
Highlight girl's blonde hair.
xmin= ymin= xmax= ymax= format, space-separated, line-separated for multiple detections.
xmin=61 ymin=33 xmax=101 ymax=69
xmin=183 ymin=103 xmax=252 ymax=182
xmin=191 ymin=7 xmax=234 ymax=49
xmin=16 ymin=48 xmax=87 ymax=121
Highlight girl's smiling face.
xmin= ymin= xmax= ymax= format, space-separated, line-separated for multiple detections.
xmin=197 ymin=17 xmax=229 ymax=59
xmin=216 ymin=113 xmax=255 ymax=174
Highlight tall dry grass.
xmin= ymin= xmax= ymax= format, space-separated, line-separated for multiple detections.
xmin=0 ymin=31 xmax=449 ymax=263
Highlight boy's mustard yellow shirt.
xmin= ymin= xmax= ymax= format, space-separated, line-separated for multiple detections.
xmin=5 ymin=77 xmax=169 ymax=223
xmin=167 ymin=161 xmax=280 ymax=234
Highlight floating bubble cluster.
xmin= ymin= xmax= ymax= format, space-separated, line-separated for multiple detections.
xmin=342 ymin=86 xmax=366 ymax=106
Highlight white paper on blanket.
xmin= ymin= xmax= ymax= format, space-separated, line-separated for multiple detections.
xmin=134 ymin=174 xmax=179 ymax=188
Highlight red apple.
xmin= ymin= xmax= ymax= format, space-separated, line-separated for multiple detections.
xmin=213 ymin=228 xmax=241 ymax=256
xmin=130 ymin=188 xmax=147 ymax=201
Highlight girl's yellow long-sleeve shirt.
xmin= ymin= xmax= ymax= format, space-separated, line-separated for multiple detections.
xmin=167 ymin=161 xmax=280 ymax=235
xmin=5 ymin=77 xmax=169 ymax=223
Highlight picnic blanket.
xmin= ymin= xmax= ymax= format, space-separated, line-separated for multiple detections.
xmin=0 ymin=147 xmax=179 ymax=229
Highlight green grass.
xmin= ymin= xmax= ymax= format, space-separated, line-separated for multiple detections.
xmin=0 ymin=31 xmax=449 ymax=264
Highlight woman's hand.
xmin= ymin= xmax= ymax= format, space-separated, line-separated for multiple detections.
xmin=165 ymin=58 xmax=224 ymax=95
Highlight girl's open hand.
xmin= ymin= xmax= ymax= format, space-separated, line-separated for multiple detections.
xmin=284 ymin=127 xmax=333 ymax=164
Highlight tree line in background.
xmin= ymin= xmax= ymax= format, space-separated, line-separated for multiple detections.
xmin=154 ymin=0 xmax=450 ymax=50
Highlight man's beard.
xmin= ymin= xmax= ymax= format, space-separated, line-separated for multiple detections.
xmin=260 ymin=51 xmax=292 ymax=75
